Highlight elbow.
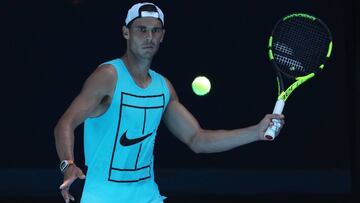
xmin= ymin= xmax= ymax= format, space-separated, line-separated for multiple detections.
xmin=54 ymin=121 xmax=64 ymax=139
xmin=54 ymin=118 xmax=72 ymax=138
xmin=188 ymin=131 xmax=206 ymax=154
xmin=190 ymin=143 xmax=202 ymax=154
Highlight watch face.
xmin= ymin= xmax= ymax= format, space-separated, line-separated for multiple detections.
xmin=60 ymin=160 xmax=68 ymax=172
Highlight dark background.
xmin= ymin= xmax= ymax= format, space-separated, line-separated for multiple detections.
xmin=1 ymin=0 xmax=359 ymax=202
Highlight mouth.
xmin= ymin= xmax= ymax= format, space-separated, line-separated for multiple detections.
xmin=143 ymin=44 xmax=155 ymax=49
xmin=143 ymin=46 xmax=154 ymax=50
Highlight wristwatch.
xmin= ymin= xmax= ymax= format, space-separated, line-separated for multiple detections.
xmin=60 ymin=160 xmax=74 ymax=173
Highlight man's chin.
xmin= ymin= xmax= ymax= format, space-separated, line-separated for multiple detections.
xmin=141 ymin=51 xmax=157 ymax=59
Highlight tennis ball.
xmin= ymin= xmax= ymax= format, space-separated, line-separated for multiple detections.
xmin=192 ymin=76 xmax=211 ymax=96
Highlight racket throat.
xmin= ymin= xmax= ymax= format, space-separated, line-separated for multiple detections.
xmin=278 ymin=73 xmax=315 ymax=101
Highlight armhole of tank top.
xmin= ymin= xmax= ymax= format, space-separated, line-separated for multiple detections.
xmin=159 ymin=74 xmax=170 ymax=108
xmin=87 ymin=60 xmax=120 ymax=119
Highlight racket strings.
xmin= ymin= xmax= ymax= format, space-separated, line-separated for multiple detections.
xmin=272 ymin=17 xmax=331 ymax=77
xmin=292 ymin=19 xmax=329 ymax=69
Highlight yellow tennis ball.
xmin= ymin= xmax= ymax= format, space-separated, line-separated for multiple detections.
xmin=192 ymin=76 xmax=211 ymax=96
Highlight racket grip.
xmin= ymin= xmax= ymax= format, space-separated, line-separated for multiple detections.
xmin=264 ymin=100 xmax=285 ymax=140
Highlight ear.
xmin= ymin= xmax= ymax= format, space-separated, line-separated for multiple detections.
xmin=122 ymin=26 xmax=130 ymax=40
xmin=160 ymin=29 xmax=165 ymax=43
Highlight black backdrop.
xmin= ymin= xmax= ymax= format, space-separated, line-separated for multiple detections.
xmin=1 ymin=0 xmax=358 ymax=201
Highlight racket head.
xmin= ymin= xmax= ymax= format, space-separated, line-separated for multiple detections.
xmin=268 ymin=13 xmax=333 ymax=79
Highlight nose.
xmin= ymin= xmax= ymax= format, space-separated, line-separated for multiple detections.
xmin=145 ymin=30 xmax=153 ymax=41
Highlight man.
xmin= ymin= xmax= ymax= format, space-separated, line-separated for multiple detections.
xmin=54 ymin=2 xmax=284 ymax=203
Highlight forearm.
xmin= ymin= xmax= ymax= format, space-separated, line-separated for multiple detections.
xmin=191 ymin=125 xmax=260 ymax=153
xmin=54 ymin=123 xmax=75 ymax=161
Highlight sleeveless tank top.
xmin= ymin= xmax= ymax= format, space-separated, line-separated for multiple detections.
xmin=82 ymin=58 xmax=170 ymax=203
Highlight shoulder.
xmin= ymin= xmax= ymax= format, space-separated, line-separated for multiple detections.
xmin=81 ymin=63 xmax=117 ymax=95
xmin=162 ymin=76 xmax=179 ymax=102
xmin=94 ymin=63 xmax=117 ymax=79
xmin=85 ymin=63 xmax=117 ymax=85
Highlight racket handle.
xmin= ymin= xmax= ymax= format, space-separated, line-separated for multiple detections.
xmin=264 ymin=100 xmax=285 ymax=140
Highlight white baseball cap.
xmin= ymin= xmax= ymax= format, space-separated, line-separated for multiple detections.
xmin=125 ymin=2 xmax=164 ymax=26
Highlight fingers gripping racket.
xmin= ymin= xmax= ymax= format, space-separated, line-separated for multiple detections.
xmin=264 ymin=13 xmax=333 ymax=140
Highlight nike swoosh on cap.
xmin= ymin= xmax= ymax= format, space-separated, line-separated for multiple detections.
xmin=120 ymin=130 xmax=153 ymax=146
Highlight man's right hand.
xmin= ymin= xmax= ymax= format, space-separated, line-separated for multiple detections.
xmin=59 ymin=165 xmax=86 ymax=203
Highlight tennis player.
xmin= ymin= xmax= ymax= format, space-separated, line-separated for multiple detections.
xmin=54 ymin=2 xmax=284 ymax=203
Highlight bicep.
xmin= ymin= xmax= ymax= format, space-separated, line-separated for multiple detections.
xmin=60 ymin=92 xmax=102 ymax=129
xmin=162 ymin=77 xmax=202 ymax=146
xmin=163 ymin=99 xmax=202 ymax=146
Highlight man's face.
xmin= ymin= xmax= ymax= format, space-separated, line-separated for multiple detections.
xmin=124 ymin=17 xmax=165 ymax=60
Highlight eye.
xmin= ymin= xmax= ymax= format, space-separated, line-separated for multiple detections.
xmin=152 ymin=28 xmax=163 ymax=33
xmin=139 ymin=27 xmax=147 ymax=32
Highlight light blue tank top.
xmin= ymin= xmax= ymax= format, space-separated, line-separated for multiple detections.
xmin=82 ymin=58 xmax=170 ymax=203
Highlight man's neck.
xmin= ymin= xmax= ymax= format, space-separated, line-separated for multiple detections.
xmin=122 ymin=53 xmax=152 ymax=88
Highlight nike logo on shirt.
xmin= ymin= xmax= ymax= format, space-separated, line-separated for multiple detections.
xmin=120 ymin=130 xmax=153 ymax=146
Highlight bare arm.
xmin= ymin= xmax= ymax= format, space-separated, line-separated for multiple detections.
xmin=163 ymin=78 xmax=284 ymax=154
xmin=54 ymin=64 xmax=116 ymax=161
xmin=54 ymin=64 xmax=116 ymax=203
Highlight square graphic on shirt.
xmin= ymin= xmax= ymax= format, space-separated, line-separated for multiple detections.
xmin=108 ymin=92 xmax=165 ymax=183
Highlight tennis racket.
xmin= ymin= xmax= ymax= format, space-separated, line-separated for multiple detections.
xmin=264 ymin=13 xmax=333 ymax=140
